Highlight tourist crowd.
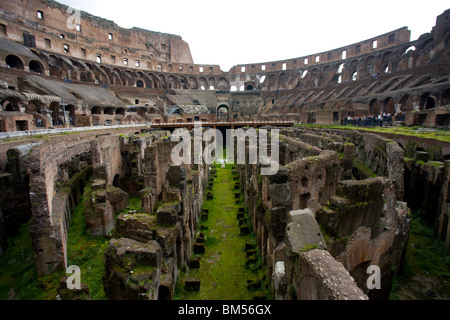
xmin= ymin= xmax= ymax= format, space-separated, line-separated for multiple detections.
xmin=342 ymin=112 xmax=405 ymax=127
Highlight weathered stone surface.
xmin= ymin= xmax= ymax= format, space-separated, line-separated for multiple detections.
xmin=105 ymin=186 xmax=129 ymax=212
xmin=156 ymin=223 xmax=181 ymax=257
xmin=85 ymin=200 xmax=115 ymax=237
xmin=296 ymin=249 xmax=368 ymax=300
xmin=91 ymin=179 xmax=107 ymax=191
xmin=285 ymin=208 xmax=326 ymax=256
xmin=57 ymin=277 xmax=90 ymax=300
xmin=166 ymin=165 xmax=186 ymax=189
xmin=317 ymin=178 xmax=385 ymax=237
xmin=115 ymin=212 xmax=157 ymax=242
xmin=272 ymin=261 xmax=287 ymax=300
xmin=103 ymin=238 xmax=162 ymax=300
xmin=268 ymin=182 xmax=291 ymax=205
xmin=157 ymin=203 xmax=179 ymax=226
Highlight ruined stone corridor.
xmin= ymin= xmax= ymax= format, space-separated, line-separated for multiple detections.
xmin=174 ymin=163 xmax=269 ymax=300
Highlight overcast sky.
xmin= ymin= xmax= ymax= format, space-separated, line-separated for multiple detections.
xmin=57 ymin=0 xmax=449 ymax=71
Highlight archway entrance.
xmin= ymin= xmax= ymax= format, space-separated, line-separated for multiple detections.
xmin=217 ymin=105 xmax=229 ymax=121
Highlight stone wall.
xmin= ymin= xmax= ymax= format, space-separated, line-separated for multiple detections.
xmin=237 ymin=128 xmax=409 ymax=300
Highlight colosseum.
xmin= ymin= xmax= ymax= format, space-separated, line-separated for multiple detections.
xmin=0 ymin=0 xmax=449 ymax=303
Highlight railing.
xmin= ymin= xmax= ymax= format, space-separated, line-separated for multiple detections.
xmin=150 ymin=120 xmax=295 ymax=126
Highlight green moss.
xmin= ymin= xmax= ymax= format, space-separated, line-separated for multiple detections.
xmin=353 ymin=160 xmax=377 ymax=178
xmin=301 ymin=244 xmax=319 ymax=252
xmin=389 ymin=210 xmax=450 ymax=299
xmin=295 ymin=124 xmax=450 ymax=143
xmin=174 ymin=162 xmax=269 ymax=300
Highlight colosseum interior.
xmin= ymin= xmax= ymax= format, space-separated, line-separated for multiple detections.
xmin=0 ymin=0 xmax=449 ymax=304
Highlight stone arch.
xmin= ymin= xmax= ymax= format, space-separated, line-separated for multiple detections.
xmin=158 ymin=74 xmax=167 ymax=89
xmin=362 ymin=55 xmax=376 ymax=77
xmin=381 ymin=51 xmax=395 ymax=73
xmin=420 ymin=92 xmax=436 ymax=110
xmin=369 ymin=99 xmax=381 ymax=114
xmin=116 ymin=107 xmax=125 ymax=116
xmin=217 ymin=104 xmax=229 ymax=121
xmin=49 ymin=101 xmax=61 ymax=122
xmin=2 ymin=98 xmax=21 ymax=112
xmin=278 ymin=73 xmax=288 ymax=88
xmin=29 ymin=60 xmax=45 ymax=74
xmin=91 ymin=106 xmax=102 ymax=115
xmin=208 ymin=77 xmax=216 ymax=90
xmin=384 ymin=97 xmax=396 ymax=114
xmin=400 ymin=94 xmax=413 ymax=111
xmin=217 ymin=77 xmax=229 ymax=91
xmin=5 ymin=54 xmax=24 ymax=70
xmin=136 ymin=79 xmax=144 ymax=88
xmin=179 ymin=76 xmax=188 ymax=89
xmin=26 ymin=99 xmax=44 ymax=113
xmin=167 ymin=75 xmax=179 ymax=89
xmin=188 ymin=76 xmax=198 ymax=89
xmin=198 ymin=77 xmax=207 ymax=90
xmin=104 ymin=107 xmax=115 ymax=115
xmin=268 ymin=74 xmax=277 ymax=90
xmin=147 ymin=73 xmax=159 ymax=88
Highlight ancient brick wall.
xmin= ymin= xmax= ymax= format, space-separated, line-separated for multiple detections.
xmin=237 ymin=128 xmax=409 ymax=299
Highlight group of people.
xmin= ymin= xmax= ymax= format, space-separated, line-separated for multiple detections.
xmin=342 ymin=112 xmax=405 ymax=127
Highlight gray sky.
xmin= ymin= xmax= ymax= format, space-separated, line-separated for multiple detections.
xmin=57 ymin=0 xmax=449 ymax=71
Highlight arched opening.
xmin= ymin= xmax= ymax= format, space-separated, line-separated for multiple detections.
xmin=230 ymin=86 xmax=237 ymax=92
xmin=337 ymin=63 xmax=345 ymax=74
xmin=26 ymin=100 xmax=42 ymax=113
xmin=91 ymin=106 xmax=101 ymax=115
xmin=116 ymin=108 xmax=125 ymax=116
xmin=404 ymin=46 xmax=416 ymax=54
xmin=217 ymin=105 xmax=229 ymax=121
xmin=351 ymin=71 xmax=358 ymax=81
xmin=425 ymin=97 xmax=436 ymax=109
xmin=5 ymin=55 xmax=24 ymax=70
xmin=3 ymin=100 xmax=20 ymax=112
xmin=384 ymin=97 xmax=395 ymax=114
xmin=246 ymin=85 xmax=253 ymax=91
xmin=49 ymin=101 xmax=61 ymax=125
xmin=400 ymin=95 xmax=413 ymax=111
xmin=420 ymin=93 xmax=436 ymax=110
xmin=369 ymin=99 xmax=381 ymax=115
xmin=136 ymin=80 xmax=144 ymax=88
xmin=29 ymin=60 xmax=44 ymax=74
xmin=113 ymin=174 xmax=120 ymax=188
xmin=104 ymin=107 xmax=114 ymax=115
xmin=259 ymin=75 xmax=266 ymax=84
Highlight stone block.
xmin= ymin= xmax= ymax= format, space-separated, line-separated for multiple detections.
xmin=188 ymin=255 xmax=201 ymax=268
xmin=57 ymin=276 xmax=90 ymax=300
xmin=115 ymin=212 xmax=157 ymax=242
xmin=166 ymin=165 xmax=186 ymax=187
xmin=103 ymin=238 xmax=162 ymax=300
xmin=268 ymin=182 xmax=291 ymax=205
xmin=272 ymin=261 xmax=287 ymax=300
xmin=157 ymin=204 xmax=179 ymax=226
xmin=285 ymin=208 xmax=326 ymax=256
xmin=185 ymin=278 xmax=200 ymax=291
xmin=193 ymin=242 xmax=205 ymax=254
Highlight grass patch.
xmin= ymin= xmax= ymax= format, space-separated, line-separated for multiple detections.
xmin=295 ymin=124 xmax=450 ymax=143
xmin=389 ymin=210 xmax=450 ymax=299
xmin=66 ymin=199 xmax=109 ymax=300
xmin=174 ymin=162 xmax=269 ymax=300
xmin=0 ymin=221 xmax=63 ymax=300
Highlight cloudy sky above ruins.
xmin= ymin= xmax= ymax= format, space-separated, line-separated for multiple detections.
xmin=58 ymin=0 xmax=449 ymax=71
